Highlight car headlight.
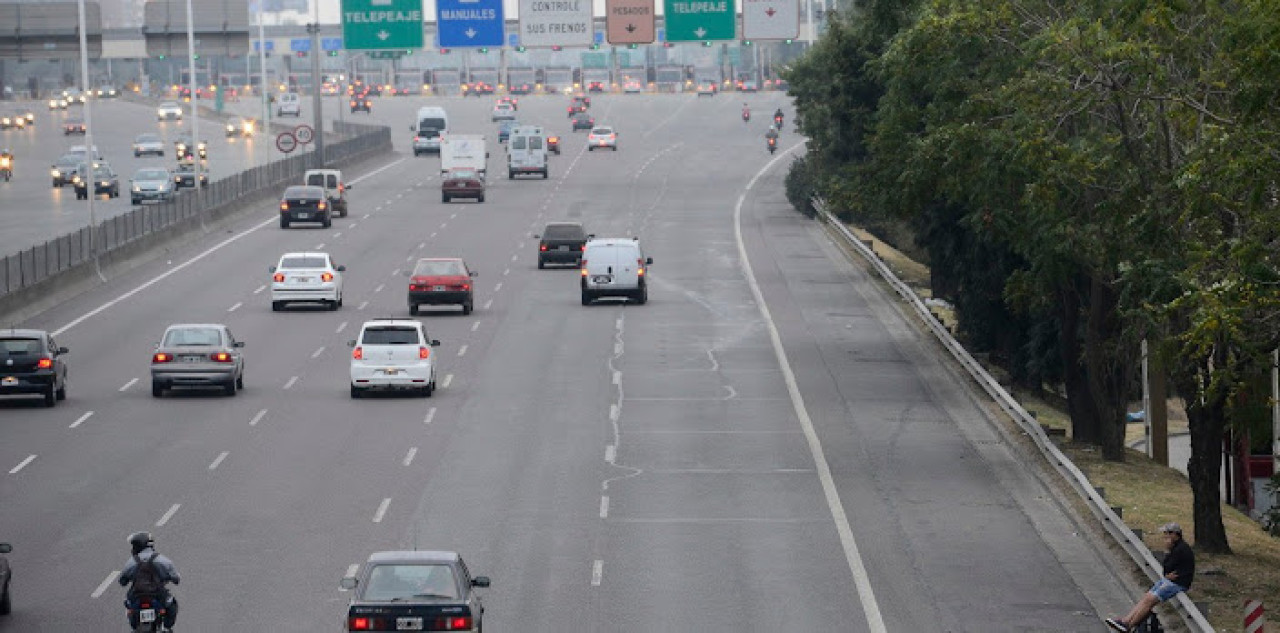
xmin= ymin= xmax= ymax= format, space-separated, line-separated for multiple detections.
xmin=51 ymin=168 xmax=60 ymax=176
xmin=72 ymin=176 xmax=81 ymax=184
xmin=133 ymin=185 xmax=141 ymax=192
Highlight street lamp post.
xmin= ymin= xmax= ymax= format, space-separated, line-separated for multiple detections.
xmin=185 ymin=0 xmax=202 ymax=197
xmin=76 ymin=0 xmax=99 ymax=273
xmin=257 ymin=0 xmax=270 ymax=168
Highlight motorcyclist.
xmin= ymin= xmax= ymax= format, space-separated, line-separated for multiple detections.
xmin=0 ymin=148 xmax=12 ymax=181
xmin=119 ymin=531 xmax=181 ymax=631
xmin=774 ymin=108 xmax=784 ymax=126
xmin=765 ymin=125 xmax=779 ymax=153
xmin=742 ymin=103 xmax=750 ymax=121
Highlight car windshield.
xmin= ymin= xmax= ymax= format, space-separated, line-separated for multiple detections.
xmin=136 ymin=134 xmax=160 ymax=143
xmin=92 ymin=168 xmax=112 ymax=178
xmin=361 ymin=327 xmax=420 ymax=345
xmin=448 ymin=169 xmax=477 ymax=180
xmin=163 ymin=327 xmax=223 ymax=347
xmin=284 ymin=186 xmax=321 ymax=199
xmin=56 ymin=156 xmax=80 ymax=167
xmin=591 ymin=128 xmax=613 ymax=135
xmin=160 ymin=102 xmax=178 ymax=108
xmin=363 ymin=564 xmax=459 ymax=601
xmin=135 ymin=169 xmax=167 ymax=180
xmin=280 ymin=256 xmax=328 ymax=269
xmin=413 ymin=260 xmax=465 ymax=276
xmin=544 ymin=224 xmax=584 ymax=239
xmin=0 ymin=338 xmax=41 ymax=356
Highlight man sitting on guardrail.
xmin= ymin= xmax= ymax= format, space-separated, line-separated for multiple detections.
xmin=1105 ymin=522 xmax=1195 ymax=632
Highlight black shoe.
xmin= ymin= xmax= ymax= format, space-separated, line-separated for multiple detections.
xmin=1104 ymin=618 xmax=1129 ymax=632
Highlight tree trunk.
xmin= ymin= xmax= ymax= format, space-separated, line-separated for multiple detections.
xmin=1060 ymin=282 xmax=1102 ymax=444
xmin=1184 ymin=395 xmax=1233 ymax=553
xmin=1083 ymin=277 xmax=1129 ymax=461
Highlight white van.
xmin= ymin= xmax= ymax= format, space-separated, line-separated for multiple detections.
xmin=413 ymin=106 xmax=448 ymax=155
xmin=581 ymin=238 xmax=652 ymax=305
xmin=277 ymin=92 xmax=301 ymax=117
xmin=507 ymin=126 xmax=548 ymax=179
xmin=303 ymin=168 xmax=351 ymax=217
xmin=440 ymin=134 xmax=487 ymax=177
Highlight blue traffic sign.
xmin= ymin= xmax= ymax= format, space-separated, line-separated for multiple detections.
xmin=290 ymin=38 xmax=311 ymax=52
xmin=322 ymin=37 xmax=343 ymax=51
xmin=594 ymin=30 xmax=604 ymax=44
xmin=508 ymin=33 xmax=518 ymax=47
xmin=437 ymin=0 xmax=504 ymax=48
xmin=253 ymin=40 xmax=275 ymax=52
xmin=657 ymin=28 xmax=665 ymax=41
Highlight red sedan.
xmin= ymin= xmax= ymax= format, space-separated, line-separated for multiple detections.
xmin=408 ymin=257 xmax=477 ymax=315
xmin=441 ymin=168 xmax=485 ymax=203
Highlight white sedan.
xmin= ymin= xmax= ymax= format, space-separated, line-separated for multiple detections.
xmin=270 ymin=252 xmax=345 ymax=311
xmin=491 ymin=102 xmax=516 ymax=121
xmin=157 ymin=101 xmax=183 ymax=121
xmin=587 ymin=126 xmax=618 ymax=151
xmin=132 ymin=133 xmax=165 ymax=157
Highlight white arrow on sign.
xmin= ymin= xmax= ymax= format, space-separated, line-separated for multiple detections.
xmin=376 ymin=30 xmax=391 ymax=40
xmin=694 ymin=26 xmax=707 ymax=38
xmin=464 ymin=28 xmax=478 ymax=38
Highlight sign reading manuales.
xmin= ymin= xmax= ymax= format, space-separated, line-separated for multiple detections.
xmin=662 ymin=0 xmax=734 ymax=41
xmin=518 ymin=0 xmax=592 ymax=48
xmin=437 ymin=0 xmax=504 ymax=47
xmin=605 ymin=0 xmax=654 ymax=44
xmin=342 ymin=0 xmax=424 ymax=50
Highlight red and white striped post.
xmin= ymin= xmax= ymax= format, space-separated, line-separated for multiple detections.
xmin=1244 ymin=599 xmax=1266 ymax=633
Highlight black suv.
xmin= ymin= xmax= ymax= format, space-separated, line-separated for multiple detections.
xmin=0 ymin=329 xmax=69 ymax=407
xmin=279 ymin=185 xmax=332 ymax=228
xmin=536 ymin=222 xmax=591 ymax=268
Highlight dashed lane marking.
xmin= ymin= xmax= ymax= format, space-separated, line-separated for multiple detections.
xmin=9 ymin=454 xmax=36 ymax=474
xmin=209 ymin=451 xmax=229 ymax=470
xmin=424 ymin=407 xmax=437 ymax=425
xmin=372 ymin=497 xmax=391 ymax=523
xmin=374 ymin=284 xmax=385 ymax=293
xmin=457 ymin=345 xmax=468 ymax=357
xmin=155 ymin=503 xmax=181 ymax=527
xmin=249 ymin=408 xmax=267 ymax=426
xmin=483 ymin=299 xmax=493 ymax=310
xmin=227 ymin=301 xmax=242 ymax=312
xmin=442 ymin=374 xmax=453 ymax=389
xmin=69 ymin=411 xmax=94 ymax=429
xmin=283 ymin=376 xmax=298 ymax=390
xmin=253 ymin=284 xmax=267 ymax=294
xmin=311 ymin=346 xmax=325 ymax=359
xmin=336 ymin=321 xmax=348 ymax=334
xmin=403 ymin=447 xmax=418 ymax=466
xmin=599 ymin=496 xmax=609 ymax=519
xmin=91 ymin=572 xmax=120 ymax=599
xmin=119 ymin=378 xmax=138 ymax=392
xmin=591 ymin=560 xmax=603 ymax=586
xmin=471 ymin=321 xmax=480 ymax=332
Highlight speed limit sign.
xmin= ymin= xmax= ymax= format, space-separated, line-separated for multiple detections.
xmin=294 ymin=124 xmax=315 ymax=145
xmin=276 ymin=131 xmax=298 ymax=153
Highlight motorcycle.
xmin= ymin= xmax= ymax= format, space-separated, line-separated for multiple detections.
xmin=774 ymin=114 xmax=784 ymax=128
xmin=127 ymin=595 xmax=169 ymax=632
xmin=767 ymin=137 xmax=777 ymax=154
xmin=0 ymin=155 xmax=11 ymax=182
xmin=742 ymin=109 xmax=750 ymax=122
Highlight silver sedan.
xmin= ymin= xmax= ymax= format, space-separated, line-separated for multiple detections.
xmin=150 ymin=324 xmax=245 ymax=397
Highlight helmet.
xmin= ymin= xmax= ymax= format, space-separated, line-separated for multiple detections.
xmin=128 ymin=531 xmax=155 ymax=554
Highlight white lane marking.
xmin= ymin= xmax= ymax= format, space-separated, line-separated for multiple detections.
xmin=450 ymin=212 xmax=457 ymax=219
xmin=91 ymin=571 xmax=120 ymax=599
xmin=155 ymin=503 xmax=181 ymax=527
xmin=9 ymin=454 xmax=37 ymax=474
xmin=348 ymin=222 xmax=358 ymax=229
xmin=311 ymin=346 xmax=325 ymax=359
xmin=457 ymin=345 xmax=468 ymax=357
xmin=614 ymin=341 xmax=623 ymax=355
xmin=391 ymin=268 xmax=400 ymax=277
xmin=735 ymin=146 xmax=887 ymax=632
xmin=604 ymin=445 xmax=616 ymax=464
xmin=333 ymin=232 xmax=342 ymax=238
xmin=119 ymin=378 xmax=138 ymax=392
xmin=424 ymin=407 xmax=437 ymax=425
xmin=283 ymin=376 xmax=298 ymax=390
xmin=599 ymin=496 xmax=610 ymax=519
xmin=503 ymin=268 xmax=510 ymax=276
xmin=494 ymin=282 xmax=503 ymax=292
xmin=483 ymin=299 xmax=493 ymax=310
xmin=50 ymin=158 xmax=406 ymax=338
xmin=407 ymin=255 xmax=415 ymax=262
xmin=362 ymin=213 xmax=371 ymax=219
xmin=440 ymin=222 xmax=448 ymax=229
xmin=442 ymin=374 xmax=453 ymax=389
xmin=249 ymin=408 xmax=267 ymax=426
xmin=615 ymin=317 xmax=624 ymax=330
xmin=591 ymin=560 xmax=603 ymax=586
xmin=510 ymin=254 xmax=518 ymax=262
xmin=315 ymin=243 xmax=326 ymax=250
xmin=69 ymin=411 xmax=95 ymax=429
xmin=358 ymin=300 xmax=369 ymax=310
xmin=609 ymin=404 xmax=619 ymax=422
xmin=470 ymin=321 xmax=480 ymax=332
xmin=372 ymin=497 xmax=392 ymax=523
xmin=227 ymin=301 xmax=242 ymax=312
xmin=253 ymin=284 xmax=267 ymax=294
xmin=374 ymin=284 xmax=385 ymax=293
xmin=336 ymin=321 xmax=348 ymax=334
xmin=517 ymin=241 xmax=525 ymax=249
xmin=420 ymin=241 xmax=428 ymax=248
xmin=208 ymin=451 xmax=229 ymax=470
xmin=612 ymin=371 xmax=621 ymax=385
xmin=403 ymin=447 xmax=418 ymax=466
xmin=384 ymin=199 xmax=393 ymax=205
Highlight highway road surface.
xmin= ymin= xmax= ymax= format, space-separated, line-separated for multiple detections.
xmin=0 ymin=90 xmax=1132 ymax=631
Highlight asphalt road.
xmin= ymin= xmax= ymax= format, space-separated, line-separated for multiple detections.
xmin=0 ymin=91 xmax=1131 ymax=631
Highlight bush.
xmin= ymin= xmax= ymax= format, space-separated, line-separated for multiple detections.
xmin=785 ymin=155 xmax=819 ymax=218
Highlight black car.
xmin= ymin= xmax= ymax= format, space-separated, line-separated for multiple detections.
xmin=350 ymin=96 xmax=373 ymax=113
xmin=62 ymin=118 xmax=86 ymax=135
xmin=570 ymin=112 xmax=595 ymax=131
xmin=341 ymin=550 xmax=489 ymax=633
xmin=173 ymin=164 xmax=208 ymax=189
xmin=51 ymin=154 xmax=82 ymax=187
xmin=73 ymin=164 xmax=119 ymax=199
xmin=1 ymin=542 xmax=10 ymax=615
xmin=0 ymin=329 xmax=69 ymax=407
xmin=536 ymin=222 xmax=591 ymax=268
xmin=279 ymin=185 xmax=332 ymax=228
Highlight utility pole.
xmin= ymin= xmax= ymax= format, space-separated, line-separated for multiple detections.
xmin=185 ymin=0 xmax=202 ymax=198
xmin=308 ymin=20 xmax=324 ymax=167
xmin=76 ymin=0 xmax=99 ymax=274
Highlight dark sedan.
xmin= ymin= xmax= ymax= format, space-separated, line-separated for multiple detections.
xmin=173 ymin=165 xmax=208 ymax=189
xmin=279 ymin=185 xmax=332 ymax=228
xmin=63 ymin=119 xmax=86 ymax=135
xmin=0 ymin=330 xmax=69 ymax=407
xmin=73 ymin=164 xmax=119 ymax=199
xmin=341 ymin=550 xmax=489 ymax=633
xmin=441 ymin=168 xmax=485 ymax=203
xmin=570 ymin=112 xmax=595 ymax=131
xmin=535 ymin=222 xmax=590 ymax=268
xmin=350 ymin=97 xmax=373 ymax=113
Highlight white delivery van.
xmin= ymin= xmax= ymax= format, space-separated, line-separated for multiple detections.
xmin=507 ymin=126 xmax=548 ymax=179
xmin=581 ymin=238 xmax=652 ymax=305
xmin=412 ymin=106 xmax=448 ymax=155
xmin=277 ymin=92 xmax=301 ymax=117
xmin=440 ymin=134 xmax=487 ymax=178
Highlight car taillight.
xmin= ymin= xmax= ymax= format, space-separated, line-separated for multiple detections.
xmin=36 ymin=358 xmax=54 ymax=369
xmin=318 ymin=202 xmax=327 ymax=210
xmin=352 ymin=347 xmax=363 ymax=360
xmin=461 ymin=283 xmax=470 ymax=290
xmin=444 ymin=616 xmax=472 ymax=630
xmin=349 ymin=617 xmax=371 ymax=630
xmin=580 ymin=244 xmax=587 ymax=251
xmin=152 ymin=353 xmax=172 ymax=363
xmin=321 ymin=272 xmax=334 ymax=282
xmin=581 ymin=261 xmax=588 ymax=276
xmin=211 ymin=352 xmax=233 ymax=362
xmin=539 ymin=244 xmax=548 ymax=251
xmin=419 ymin=346 xmax=430 ymax=359
xmin=273 ymin=273 xmax=285 ymax=282
xmin=637 ymin=258 xmax=645 ymax=275
xmin=280 ymin=202 xmax=289 ymax=211
xmin=609 ymin=134 xmax=616 ymax=140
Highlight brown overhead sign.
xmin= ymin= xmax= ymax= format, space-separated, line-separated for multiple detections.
xmin=606 ymin=0 xmax=655 ymax=45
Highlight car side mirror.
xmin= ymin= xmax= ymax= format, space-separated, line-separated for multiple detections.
xmin=269 ymin=266 xmax=277 ymax=273
xmin=472 ymin=576 xmax=490 ymax=588
xmin=339 ymin=576 xmax=358 ymax=590
xmin=587 ymin=234 xmax=595 ymax=239
xmin=336 ymin=265 xmax=346 ymax=272
xmin=347 ymin=340 xmax=357 ymax=347
xmin=57 ymin=347 xmax=69 ymax=355
xmin=0 ymin=543 xmax=11 ymax=554
xmin=345 ymin=183 xmax=353 ymax=190
xmin=234 ymin=341 xmax=245 ymax=348
xmin=430 ymin=339 xmax=441 ymax=347
xmin=646 ymin=257 xmax=653 ymax=265
xmin=470 ymin=271 xmax=478 ymax=277
xmin=532 ymin=234 xmax=541 ymax=239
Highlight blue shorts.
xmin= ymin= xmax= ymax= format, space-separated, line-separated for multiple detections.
xmin=1148 ymin=578 xmax=1185 ymax=602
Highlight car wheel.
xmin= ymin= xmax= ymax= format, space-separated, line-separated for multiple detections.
xmin=508 ymin=170 xmax=514 ymax=180
xmin=280 ymin=219 xmax=289 ymax=229
xmin=322 ymin=216 xmax=332 ymax=228
xmin=272 ymin=301 xmax=283 ymax=312
xmin=327 ymin=299 xmax=338 ymax=311
xmin=462 ymin=300 xmax=472 ymax=316
xmin=442 ymin=193 xmax=449 ymax=203
xmin=538 ymin=259 xmax=545 ymax=270
xmin=581 ymin=291 xmax=592 ymax=306
xmin=589 ymin=146 xmax=594 ymax=152
xmin=542 ymin=170 xmax=549 ymax=179
xmin=56 ymin=379 xmax=67 ymax=401
xmin=224 ymin=379 xmax=237 ymax=396
xmin=341 ymin=206 xmax=348 ymax=218
xmin=423 ymin=381 xmax=434 ymax=397
xmin=132 ymin=198 xmax=140 ymax=205
xmin=636 ymin=285 xmax=648 ymax=305
xmin=350 ymin=384 xmax=362 ymax=399
xmin=44 ymin=383 xmax=56 ymax=407
xmin=135 ymin=152 xmax=141 ymax=157
xmin=478 ymin=195 xmax=485 ymax=203
xmin=0 ymin=580 xmax=9 ymax=615
xmin=613 ymin=146 xmax=618 ymax=152
xmin=236 ymin=373 xmax=244 ymax=390
xmin=151 ymin=382 xmax=164 ymax=398
xmin=337 ymin=294 xmax=344 ymax=307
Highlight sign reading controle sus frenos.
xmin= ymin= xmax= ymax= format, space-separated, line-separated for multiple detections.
xmin=341 ymin=0 xmax=424 ymax=50
xmin=518 ymin=0 xmax=592 ymax=48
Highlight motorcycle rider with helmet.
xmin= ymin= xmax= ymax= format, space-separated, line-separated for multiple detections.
xmin=765 ymin=125 xmax=779 ymax=153
xmin=0 ymin=148 xmax=13 ymax=181
xmin=119 ymin=532 xmax=181 ymax=631
xmin=774 ymin=108 xmax=785 ymax=127
xmin=742 ymin=102 xmax=750 ymax=122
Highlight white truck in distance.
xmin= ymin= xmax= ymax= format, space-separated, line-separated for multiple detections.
xmin=441 ymin=135 xmax=487 ymax=178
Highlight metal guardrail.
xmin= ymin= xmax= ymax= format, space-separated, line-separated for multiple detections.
xmin=816 ymin=199 xmax=1214 ymax=632
xmin=0 ymin=122 xmax=391 ymax=298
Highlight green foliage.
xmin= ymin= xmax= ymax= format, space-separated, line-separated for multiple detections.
xmin=784 ymin=156 xmax=818 ymax=218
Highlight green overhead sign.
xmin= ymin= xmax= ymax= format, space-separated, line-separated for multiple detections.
xmin=662 ymin=0 xmax=734 ymax=41
xmin=342 ymin=0 xmax=425 ymax=50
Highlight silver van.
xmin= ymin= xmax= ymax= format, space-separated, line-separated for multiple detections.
xmin=581 ymin=238 xmax=651 ymax=305
xmin=507 ymin=126 xmax=548 ymax=179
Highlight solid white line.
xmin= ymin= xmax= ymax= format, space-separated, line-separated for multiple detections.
xmin=208 ymin=451 xmax=229 ymax=470
xmin=49 ymin=158 xmax=406 ymax=338
xmin=599 ymin=496 xmax=610 ymax=518
xmin=483 ymin=299 xmax=493 ymax=310
xmin=612 ymin=371 xmax=621 ymax=385
xmin=457 ymin=344 xmax=468 ymax=357
xmin=91 ymin=571 xmax=120 ymax=599
xmin=374 ymin=283 xmax=385 ymax=293
xmin=118 ymin=378 xmax=138 ymax=392
xmin=315 ymin=243 xmax=326 ymax=250
xmin=403 ymin=447 xmax=418 ymax=466
xmin=372 ymin=497 xmax=391 ymax=523
xmin=591 ymin=560 xmax=603 ymax=586
xmin=424 ymin=407 xmax=437 ymax=425
xmin=494 ymin=282 xmax=503 ymax=292
xmin=283 ymin=376 xmax=298 ymax=390
xmin=227 ymin=301 xmax=242 ymax=312
xmin=249 ymin=408 xmax=267 ymax=426
xmin=9 ymin=454 xmax=37 ymax=474
xmin=69 ymin=410 xmax=95 ymax=429
xmin=470 ymin=321 xmax=480 ymax=332
xmin=604 ymin=445 xmax=616 ymax=464
xmin=253 ymin=284 xmax=267 ymax=294
xmin=734 ymin=147 xmax=887 ymax=632
xmin=336 ymin=321 xmax=348 ymax=333
xmin=311 ymin=346 xmax=325 ymax=359
xmin=358 ymin=300 xmax=368 ymax=310
xmin=155 ymin=503 xmax=181 ymax=527
xmin=442 ymin=374 xmax=453 ymax=389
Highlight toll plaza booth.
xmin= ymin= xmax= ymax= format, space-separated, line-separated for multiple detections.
xmin=432 ymin=69 xmax=462 ymax=96
xmin=507 ymin=67 xmax=536 ymax=95
xmin=468 ymin=68 xmax=499 ymax=95
xmin=655 ymin=65 xmax=684 ymax=93
xmin=543 ymin=67 xmax=574 ymax=95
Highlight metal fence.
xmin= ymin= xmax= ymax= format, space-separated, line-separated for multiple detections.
xmin=0 ymin=122 xmax=391 ymax=298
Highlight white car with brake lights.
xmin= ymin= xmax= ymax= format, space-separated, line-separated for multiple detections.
xmin=270 ymin=252 xmax=345 ymax=311
xmin=587 ymin=126 xmax=618 ymax=151
xmin=348 ymin=319 xmax=440 ymax=398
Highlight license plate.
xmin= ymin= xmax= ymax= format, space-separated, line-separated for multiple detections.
xmin=383 ymin=368 xmax=400 ymax=375
xmin=557 ymin=245 xmax=569 ymax=251
xmin=183 ymin=356 xmax=201 ymax=363
xmin=396 ymin=617 xmax=424 ymax=631
xmin=593 ymin=275 xmax=612 ymax=283
xmin=434 ymin=285 xmax=446 ymax=291
xmin=298 ymin=213 xmax=310 ymax=219
xmin=294 ymin=277 xmax=312 ymax=283
xmin=138 ymin=609 xmax=156 ymax=623
xmin=1 ymin=376 xmax=16 ymax=385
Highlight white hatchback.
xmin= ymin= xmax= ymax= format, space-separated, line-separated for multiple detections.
xmin=587 ymin=126 xmax=617 ymax=151
xmin=349 ymin=319 xmax=441 ymax=398
xmin=270 ymin=252 xmax=345 ymax=311
xmin=491 ymin=102 xmax=516 ymax=121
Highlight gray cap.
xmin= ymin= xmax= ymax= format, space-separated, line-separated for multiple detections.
xmin=1159 ymin=522 xmax=1183 ymax=535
